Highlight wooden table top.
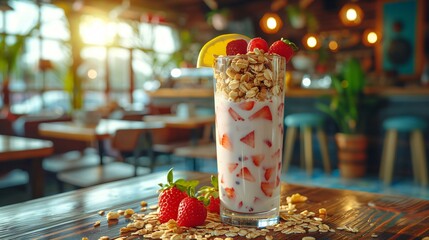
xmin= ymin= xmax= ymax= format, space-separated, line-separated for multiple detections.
xmin=0 ymin=135 xmax=53 ymax=162
xmin=39 ymin=119 xmax=165 ymax=142
xmin=0 ymin=171 xmax=428 ymax=240
xmin=143 ymin=114 xmax=215 ymax=129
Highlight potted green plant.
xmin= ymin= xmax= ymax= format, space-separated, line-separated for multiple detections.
xmin=316 ymin=58 xmax=374 ymax=178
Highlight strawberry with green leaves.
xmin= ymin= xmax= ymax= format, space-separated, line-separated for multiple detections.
xmin=268 ymin=38 xmax=299 ymax=63
xmin=177 ymin=186 xmax=208 ymax=227
xmin=197 ymin=175 xmax=220 ymax=214
xmin=158 ymin=169 xmax=199 ymax=223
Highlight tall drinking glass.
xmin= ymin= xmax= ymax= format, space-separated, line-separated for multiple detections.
xmin=213 ymin=53 xmax=286 ymax=227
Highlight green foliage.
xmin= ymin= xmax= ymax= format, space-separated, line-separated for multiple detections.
xmin=316 ymin=58 xmax=374 ymax=134
xmin=0 ymin=25 xmax=38 ymax=80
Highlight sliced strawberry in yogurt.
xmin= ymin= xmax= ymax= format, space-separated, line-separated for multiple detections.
xmin=239 ymin=101 xmax=255 ymax=111
xmin=251 ymin=154 xmax=265 ymax=167
xmin=240 ymin=131 xmax=255 ymax=148
xmin=228 ymin=107 xmax=244 ymax=121
xmin=225 ymin=187 xmax=236 ymax=199
xmin=261 ymin=182 xmax=275 ymax=197
xmin=249 ymin=106 xmax=272 ymax=121
xmin=236 ymin=167 xmax=256 ymax=182
xmin=228 ymin=163 xmax=238 ymax=173
xmin=264 ymin=167 xmax=275 ymax=181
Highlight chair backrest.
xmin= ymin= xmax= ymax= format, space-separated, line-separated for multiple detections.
xmin=111 ymin=129 xmax=146 ymax=153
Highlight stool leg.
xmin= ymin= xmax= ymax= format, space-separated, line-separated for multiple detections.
xmin=300 ymin=129 xmax=305 ymax=169
xmin=381 ymin=130 xmax=397 ymax=185
xmin=303 ymin=126 xmax=313 ymax=176
xmin=410 ymin=130 xmax=428 ymax=187
xmin=282 ymin=126 xmax=297 ymax=173
xmin=317 ymin=128 xmax=331 ymax=174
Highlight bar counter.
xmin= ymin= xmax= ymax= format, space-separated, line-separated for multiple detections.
xmin=146 ymin=86 xmax=429 ymax=99
xmin=0 ymin=171 xmax=428 ymax=240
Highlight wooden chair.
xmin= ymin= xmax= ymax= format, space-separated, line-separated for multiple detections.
xmin=173 ymin=142 xmax=217 ymax=171
xmin=57 ymin=129 xmax=153 ymax=188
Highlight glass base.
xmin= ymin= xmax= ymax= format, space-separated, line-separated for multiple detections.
xmin=220 ymin=206 xmax=279 ymax=228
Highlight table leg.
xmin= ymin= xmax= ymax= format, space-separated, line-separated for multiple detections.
xmin=97 ymin=140 xmax=104 ymax=165
xmin=29 ymin=158 xmax=44 ymax=198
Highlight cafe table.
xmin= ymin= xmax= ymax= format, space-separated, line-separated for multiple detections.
xmin=0 ymin=135 xmax=53 ymax=198
xmin=0 ymin=171 xmax=428 ymax=240
xmin=38 ymin=119 xmax=165 ymax=165
xmin=143 ymin=114 xmax=215 ymax=144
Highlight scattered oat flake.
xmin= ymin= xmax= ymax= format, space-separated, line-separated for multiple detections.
xmin=302 ymin=237 xmax=316 ymax=240
xmin=82 ymin=238 xmax=88 ymax=240
xmin=371 ymin=233 xmax=378 ymax=238
xmin=98 ymin=236 xmax=109 ymax=240
xmin=93 ymin=221 xmax=100 ymax=227
xmin=149 ymin=204 xmax=158 ymax=210
xmin=98 ymin=210 xmax=105 ymax=216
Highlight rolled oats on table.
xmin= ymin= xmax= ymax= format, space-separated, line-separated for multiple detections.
xmin=96 ymin=194 xmax=374 ymax=239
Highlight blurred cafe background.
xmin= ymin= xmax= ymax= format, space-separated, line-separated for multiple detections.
xmin=0 ymin=0 xmax=428 ymax=206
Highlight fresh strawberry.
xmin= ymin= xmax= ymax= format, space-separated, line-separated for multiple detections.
xmin=240 ymin=131 xmax=255 ymax=148
xmin=239 ymin=101 xmax=255 ymax=111
xmin=225 ymin=187 xmax=236 ymax=200
xmin=263 ymin=139 xmax=272 ymax=148
xmin=236 ymin=167 xmax=256 ymax=182
xmin=247 ymin=37 xmax=269 ymax=53
xmin=207 ymin=196 xmax=220 ymax=214
xmin=177 ymin=192 xmax=207 ymax=227
xmin=238 ymin=201 xmax=243 ymax=209
xmin=264 ymin=167 xmax=275 ymax=181
xmin=226 ymin=39 xmax=248 ymax=55
xmin=228 ymin=163 xmax=238 ymax=173
xmin=249 ymin=106 xmax=272 ymax=121
xmin=228 ymin=107 xmax=244 ymax=121
xmin=197 ymin=175 xmax=220 ymax=214
xmin=268 ymin=38 xmax=298 ymax=63
xmin=158 ymin=169 xmax=199 ymax=223
xmin=261 ymin=181 xmax=275 ymax=197
xmin=251 ymin=154 xmax=265 ymax=166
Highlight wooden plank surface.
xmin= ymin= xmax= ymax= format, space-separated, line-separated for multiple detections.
xmin=0 ymin=171 xmax=428 ymax=240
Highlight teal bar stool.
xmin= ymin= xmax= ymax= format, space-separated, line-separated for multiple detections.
xmin=379 ymin=116 xmax=428 ymax=187
xmin=282 ymin=113 xmax=331 ymax=176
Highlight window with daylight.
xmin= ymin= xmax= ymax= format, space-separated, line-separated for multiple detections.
xmin=1 ymin=1 xmax=179 ymax=114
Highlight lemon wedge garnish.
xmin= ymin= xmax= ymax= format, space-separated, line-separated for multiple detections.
xmin=196 ymin=33 xmax=251 ymax=68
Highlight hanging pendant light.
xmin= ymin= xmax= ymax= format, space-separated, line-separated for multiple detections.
xmin=260 ymin=12 xmax=283 ymax=34
xmin=339 ymin=3 xmax=363 ymax=26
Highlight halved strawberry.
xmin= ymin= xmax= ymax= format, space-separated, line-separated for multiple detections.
xmin=240 ymin=131 xmax=255 ymax=148
xmin=249 ymin=106 xmax=272 ymax=121
xmin=264 ymin=167 xmax=275 ymax=181
xmin=276 ymin=175 xmax=281 ymax=187
xmin=236 ymin=167 xmax=256 ymax=182
xmin=228 ymin=107 xmax=244 ymax=121
xmin=220 ymin=134 xmax=232 ymax=151
xmin=238 ymin=201 xmax=243 ymax=208
xmin=225 ymin=187 xmax=236 ymax=199
xmin=220 ymin=174 xmax=224 ymax=184
xmin=278 ymin=161 xmax=282 ymax=170
xmin=263 ymin=139 xmax=272 ymax=148
xmin=238 ymin=101 xmax=255 ymax=111
xmin=251 ymin=154 xmax=265 ymax=167
xmin=261 ymin=182 xmax=275 ymax=197
xmin=228 ymin=163 xmax=238 ymax=173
